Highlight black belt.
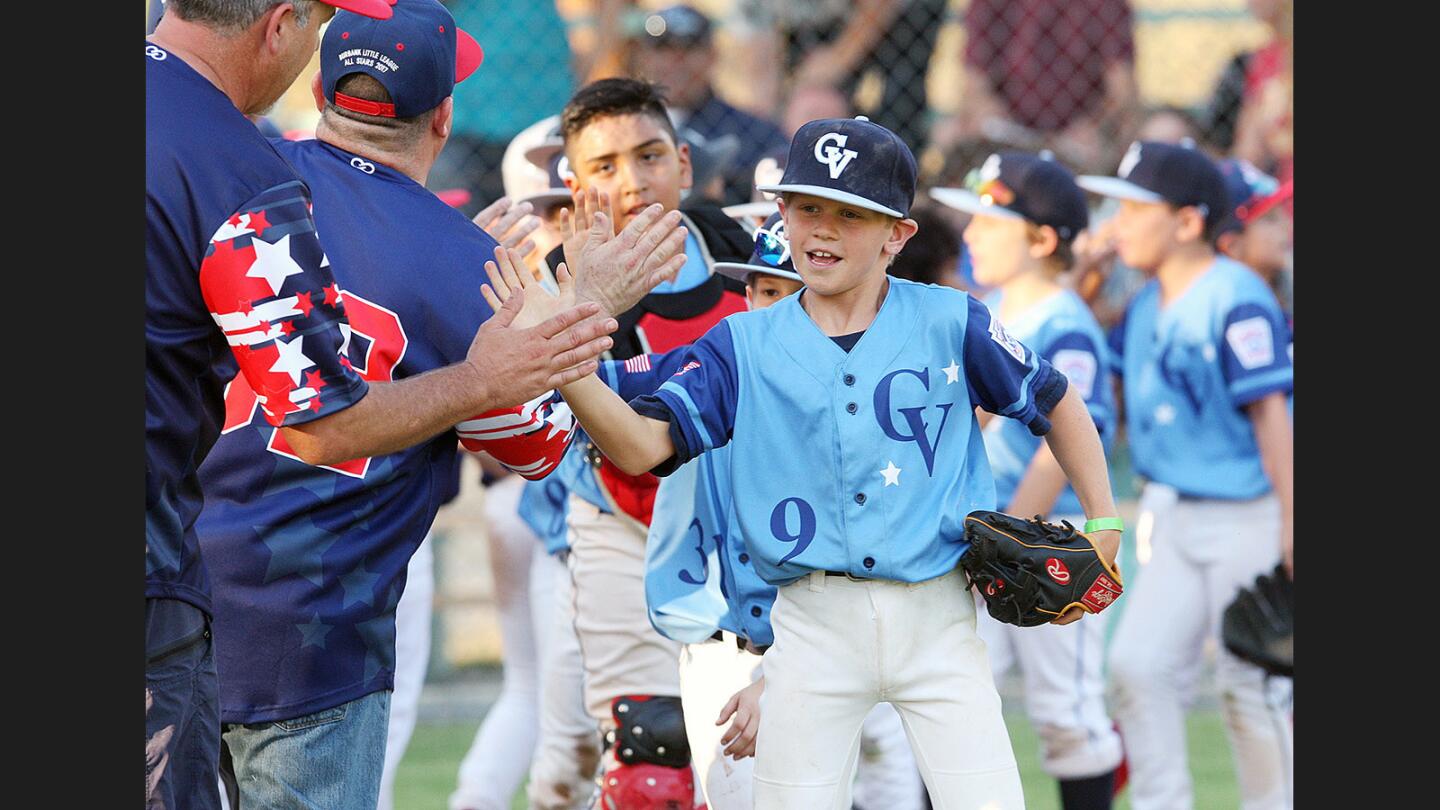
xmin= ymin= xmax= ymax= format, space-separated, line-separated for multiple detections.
xmin=709 ymin=630 xmax=770 ymax=655
xmin=823 ymin=570 xmax=875 ymax=581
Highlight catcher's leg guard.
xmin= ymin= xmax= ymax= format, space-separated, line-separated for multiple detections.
xmin=596 ymin=695 xmax=695 ymax=810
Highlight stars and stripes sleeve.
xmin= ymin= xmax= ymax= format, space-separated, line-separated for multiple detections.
xmin=963 ymin=296 xmax=1067 ymax=435
xmin=455 ymin=390 xmax=577 ymax=480
xmin=199 ymin=180 xmax=367 ymax=427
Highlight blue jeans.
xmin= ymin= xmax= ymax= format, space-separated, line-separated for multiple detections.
xmin=220 ymin=689 xmax=391 ymax=810
xmin=146 ymin=598 xmax=222 ymax=810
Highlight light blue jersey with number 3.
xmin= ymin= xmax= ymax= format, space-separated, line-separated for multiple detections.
xmin=634 ymin=278 xmax=1068 ymax=587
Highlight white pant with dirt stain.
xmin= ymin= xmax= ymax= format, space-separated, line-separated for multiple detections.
xmin=1107 ymin=485 xmax=1294 ymax=810
xmin=679 ymin=635 xmax=926 ymax=810
xmin=753 ymin=568 xmax=1024 ymax=810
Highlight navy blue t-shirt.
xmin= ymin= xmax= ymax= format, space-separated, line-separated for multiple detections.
xmin=145 ymin=42 xmax=367 ymax=616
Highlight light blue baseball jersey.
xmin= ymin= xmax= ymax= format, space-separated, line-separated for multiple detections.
xmin=632 ymin=278 xmax=1068 ymax=586
xmin=1112 ymin=256 xmax=1292 ymax=499
xmin=645 ymin=445 xmax=777 ymax=646
xmin=982 ymin=289 xmax=1115 ymax=516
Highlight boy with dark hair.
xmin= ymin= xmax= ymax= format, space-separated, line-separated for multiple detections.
xmin=541 ymin=75 xmax=755 ymax=806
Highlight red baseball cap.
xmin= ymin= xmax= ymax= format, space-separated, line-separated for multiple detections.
xmin=320 ymin=0 xmax=397 ymax=20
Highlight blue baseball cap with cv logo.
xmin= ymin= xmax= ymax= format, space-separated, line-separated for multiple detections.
xmin=757 ymin=116 xmax=917 ymax=218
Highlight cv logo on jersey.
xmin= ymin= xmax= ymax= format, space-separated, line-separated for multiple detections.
xmin=873 ymin=367 xmax=955 ymax=476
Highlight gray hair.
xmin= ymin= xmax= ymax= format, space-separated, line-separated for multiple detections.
xmin=166 ymin=0 xmax=316 ymax=33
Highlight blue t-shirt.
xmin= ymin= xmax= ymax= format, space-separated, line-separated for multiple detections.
xmin=196 ymin=139 xmax=507 ymax=723
xmin=145 ymin=43 xmax=366 ymax=617
xmin=1112 ymin=257 xmax=1292 ymax=499
xmin=634 ymin=278 xmax=1067 ymax=585
xmin=982 ymin=289 xmax=1114 ymax=516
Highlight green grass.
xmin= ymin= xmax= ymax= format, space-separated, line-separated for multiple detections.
xmin=394 ymin=711 xmax=1236 ymax=810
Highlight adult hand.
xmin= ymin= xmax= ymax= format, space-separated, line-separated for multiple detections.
xmin=464 ymin=280 xmax=616 ymax=409
xmin=473 ymin=196 xmax=541 ymax=260
xmin=560 ymin=187 xmax=689 ymax=318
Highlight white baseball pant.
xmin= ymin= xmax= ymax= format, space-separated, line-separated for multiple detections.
xmin=378 ymin=531 xmax=434 ymax=810
xmin=450 ymin=475 xmax=544 ymax=810
xmin=973 ymin=513 xmax=1123 ymax=781
xmin=564 ymin=494 xmax=684 ymax=720
xmin=527 ymin=549 xmax=603 ymax=810
xmin=679 ymin=635 xmax=925 ymax=810
xmin=1108 ymin=485 xmax=1293 ymax=810
xmin=754 ymin=568 xmax=1024 ymax=810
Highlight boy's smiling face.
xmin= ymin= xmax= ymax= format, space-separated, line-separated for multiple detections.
xmin=779 ymin=193 xmax=917 ymax=297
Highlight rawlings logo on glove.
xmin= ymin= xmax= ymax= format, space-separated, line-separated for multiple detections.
xmin=961 ymin=511 xmax=1125 ymax=627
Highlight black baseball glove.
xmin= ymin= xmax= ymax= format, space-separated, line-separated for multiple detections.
xmin=961 ymin=511 xmax=1125 ymax=627
xmin=1221 ymin=564 xmax=1293 ymax=677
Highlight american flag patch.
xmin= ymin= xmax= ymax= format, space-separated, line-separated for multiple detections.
xmin=624 ymin=355 xmax=652 ymax=373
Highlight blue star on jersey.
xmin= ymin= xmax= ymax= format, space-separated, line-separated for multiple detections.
xmin=1110 ymin=256 xmax=1291 ymax=499
xmin=632 ymin=278 xmax=1068 ymax=586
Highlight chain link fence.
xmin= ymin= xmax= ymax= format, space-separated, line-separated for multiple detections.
xmin=325 ymin=0 xmax=1289 ymax=218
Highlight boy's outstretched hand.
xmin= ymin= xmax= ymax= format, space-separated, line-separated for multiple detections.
xmin=480 ymin=245 xmax=577 ymax=330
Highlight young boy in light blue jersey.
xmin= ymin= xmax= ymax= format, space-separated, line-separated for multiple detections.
xmin=526 ymin=116 xmax=1123 ymax=810
xmin=932 ymin=152 xmax=1124 ymax=810
xmin=1078 ymin=142 xmax=1294 ymax=810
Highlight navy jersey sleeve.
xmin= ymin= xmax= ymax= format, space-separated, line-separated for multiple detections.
xmin=596 ymin=346 xmax=698 ymax=401
xmin=1044 ymin=331 xmax=1111 ymax=436
xmin=628 ymin=320 xmax=741 ymax=474
xmin=1219 ymin=301 xmax=1293 ymax=407
xmin=198 ymin=180 xmax=368 ymax=426
xmin=963 ymin=296 xmax=1068 ymax=435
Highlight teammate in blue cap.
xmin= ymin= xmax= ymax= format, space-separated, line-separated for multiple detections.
xmin=932 ymin=152 xmax=1125 ymax=810
xmin=538 ymin=116 xmax=1124 ymax=809
xmin=189 ymin=2 xmax=689 ymax=807
xmin=1078 ymin=142 xmax=1294 ymax=810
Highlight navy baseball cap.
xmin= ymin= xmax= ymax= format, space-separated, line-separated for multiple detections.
xmin=640 ymin=5 xmax=712 ymax=47
xmin=928 ymin=152 xmax=1089 ymax=241
xmin=758 ymin=116 xmax=917 ymax=218
xmin=712 ymin=212 xmax=804 ymax=285
xmin=322 ymin=0 xmax=483 ymax=119
xmin=1077 ymin=141 xmax=1229 ymax=230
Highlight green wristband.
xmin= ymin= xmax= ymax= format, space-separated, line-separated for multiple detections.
xmin=1084 ymin=517 xmax=1125 ymax=534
